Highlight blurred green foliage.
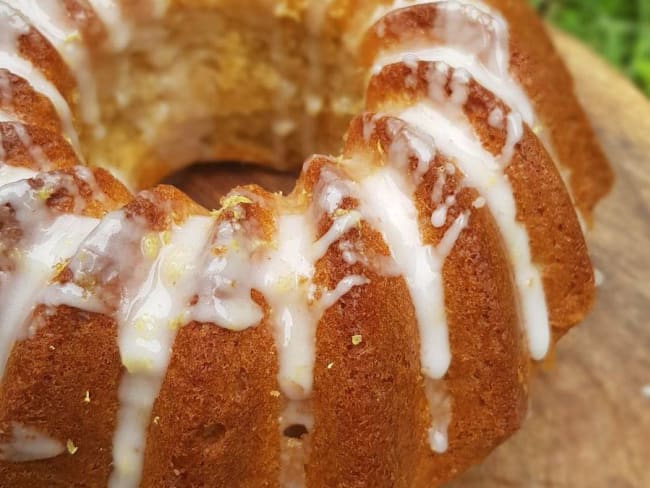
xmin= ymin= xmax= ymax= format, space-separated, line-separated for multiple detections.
xmin=531 ymin=0 xmax=650 ymax=95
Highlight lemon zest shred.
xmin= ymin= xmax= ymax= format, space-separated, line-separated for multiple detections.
xmin=66 ymin=439 xmax=78 ymax=455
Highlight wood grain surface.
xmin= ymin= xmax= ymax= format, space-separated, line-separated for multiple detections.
xmin=166 ymin=30 xmax=650 ymax=488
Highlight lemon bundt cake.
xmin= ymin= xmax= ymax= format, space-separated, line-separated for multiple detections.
xmin=0 ymin=0 xmax=613 ymax=487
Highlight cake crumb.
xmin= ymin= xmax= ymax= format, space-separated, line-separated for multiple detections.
xmin=83 ymin=391 xmax=91 ymax=403
xmin=352 ymin=334 xmax=363 ymax=346
xmin=327 ymin=362 xmax=335 ymax=369
xmin=270 ymin=390 xmax=281 ymax=398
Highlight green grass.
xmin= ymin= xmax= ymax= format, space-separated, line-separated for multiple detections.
xmin=531 ymin=0 xmax=650 ymax=95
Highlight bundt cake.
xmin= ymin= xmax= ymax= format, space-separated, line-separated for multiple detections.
xmin=0 ymin=0 xmax=613 ymax=486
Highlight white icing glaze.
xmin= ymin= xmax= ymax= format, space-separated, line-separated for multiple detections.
xmin=488 ymin=106 xmax=504 ymax=128
xmin=86 ymin=0 xmax=132 ymax=51
xmin=0 ymin=176 xmax=98 ymax=376
xmin=0 ymin=423 xmax=64 ymax=462
xmin=0 ymin=4 xmax=81 ymax=155
xmin=255 ymin=208 xmax=366 ymax=401
xmin=41 ymin=211 xmax=136 ymax=314
xmin=437 ymin=212 xmax=469 ymax=259
xmin=424 ymin=379 xmax=451 ymax=453
xmin=431 ymin=195 xmax=452 ymax=227
xmin=346 ymin=137 xmax=470 ymax=450
xmin=368 ymin=0 xmax=492 ymax=30
xmin=594 ymin=268 xmax=604 ymax=288
xmin=374 ymin=48 xmax=533 ymax=130
xmin=2 ymin=0 xmax=71 ymax=45
xmin=430 ymin=164 xmax=459 ymax=228
xmin=472 ymin=196 xmax=486 ymax=208
xmin=13 ymin=123 xmax=49 ymax=168
xmin=0 ymin=109 xmax=16 ymax=122
xmin=189 ymin=217 xmax=264 ymax=330
xmin=371 ymin=0 xmax=582 ymax=217
xmin=183 ymin=176 xmax=368 ymax=487
xmin=398 ymin=100 xmax=550 ymax=360
xmin=317 ymin=274 xmax=369 ymax=310
xmin=258 ymin=213 xmax=317 ymax=400
xmin=351 ymin=164 xmax=454 ymax=379
xmin=5 ymin=0 xmax=102 ymax=129
xmin=109 ymin=216 xmax=213 ymax=488
xmin=279 ymin=400 xmax=313 ymax=488
xmin=370 ymin=1 xmax=532 ymax=119
xmin=499 ymin=111 xmax=523 ymax=166
xmin=191 ymin=195 xmax=368 ymax=363
xmin=313 ymin=210 xmax=362 ymax=258
xmin=0 ymin=163 xmax=36 ymax=186
xmin=116 ymin=216 xmax=213 ymax=374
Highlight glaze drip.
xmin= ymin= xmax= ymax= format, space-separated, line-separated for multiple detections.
xmin=0 ymin=423 xmax=64 ymax=462
xmin=0 ymin=170 xmax=99 ymax=376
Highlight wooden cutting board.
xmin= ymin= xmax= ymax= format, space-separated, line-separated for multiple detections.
xmin=166 ymin=30 xmax=650 ymax=487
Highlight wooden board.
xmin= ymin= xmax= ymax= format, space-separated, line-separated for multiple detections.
xmin=166 ymin=30 xmax=650 ymax=487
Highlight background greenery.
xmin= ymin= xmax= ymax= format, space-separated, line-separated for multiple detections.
xmin=531 ymin=0 xmax=650 ymax=95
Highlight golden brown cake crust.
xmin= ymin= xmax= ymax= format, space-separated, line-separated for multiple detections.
xmin=366 ymin=61 xmax=595 ymax=336
xmin=344 ymin=117 xmax=529 ymax=486
xmin=0 ymin=124 xmax=79 ymax=171
xmin=140 ymin=197 xmax=281 ymax=487
xmin=141 ymin=315 xmax=281 ymax=487
xmin=304 ymin=157 xmax=428 ymax=487
xmin=0 ymin=70 xmax=65 ymax=135
xmin=15 ymin=24 xmax=77 ymax=112
xmin=0 ymin=306 xmax=122 ymax=487
xmin=360 ymin=1 xmax=613 ymax=218
xmin=484 ymin=0 xmax=613 ymax=218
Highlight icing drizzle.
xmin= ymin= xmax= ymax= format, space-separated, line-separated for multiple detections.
xmin=0 ymin=170 xmax=99 ymax=376
xmin=396 ymin=64 xmax=549 ymax=362
xmin=0 ymin=2 xmax=82 ymax=155
xmin=109 ymin=216 xmax=213 ymax=488
xmin=0 ymin=423 xmax=64 ymax=462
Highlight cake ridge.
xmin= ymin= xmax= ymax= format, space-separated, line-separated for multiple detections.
xmin=0 ymin=167 xmax=119 ymax=376
xmin=2 ymin=0 xmax=102 ymax=129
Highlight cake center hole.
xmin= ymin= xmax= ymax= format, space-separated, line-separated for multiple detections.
xmin=283 ymin=424 xmax=309 ymax=439
xmin=163 ymin=161 xmax=299 ymax=210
